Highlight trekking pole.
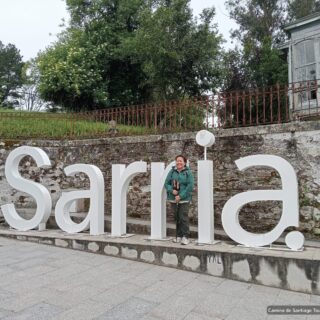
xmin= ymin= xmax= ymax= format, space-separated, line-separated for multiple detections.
xmin=175 ymin=202 xmax=179 ymax=241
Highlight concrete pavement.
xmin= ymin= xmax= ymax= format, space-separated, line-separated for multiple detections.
xmin=0 ymin=237 xmax=318 ymax=320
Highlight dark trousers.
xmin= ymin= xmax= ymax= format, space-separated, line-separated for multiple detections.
xmin=170 ymin=202 xmax=190 ymax=238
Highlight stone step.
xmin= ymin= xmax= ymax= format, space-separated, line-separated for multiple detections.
xmin=4 ymin=210 xmax=320 ymax=247
xmin=0 ymin=228 xmax=319 ymax=296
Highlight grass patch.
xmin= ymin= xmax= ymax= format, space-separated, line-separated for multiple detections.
xmin=0 ymin=109 xmax=156 ymax=139
xmin=0 ymin=117 xmax=107 ymax=139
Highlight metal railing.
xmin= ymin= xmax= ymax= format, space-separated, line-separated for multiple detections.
xmin=82 ymin=80 xmax=320 ymax=130
xmin=0 ymin=80 xmax=319 ymax=139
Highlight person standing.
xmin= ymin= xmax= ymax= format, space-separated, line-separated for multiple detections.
xmin=165 ymin=155 xmax=194 ymax=245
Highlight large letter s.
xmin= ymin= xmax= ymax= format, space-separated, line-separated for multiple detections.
xmin=1 ymin=146 xmax=52 ymax=231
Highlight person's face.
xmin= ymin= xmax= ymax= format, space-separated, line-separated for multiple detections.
xmin=176 ymin=157 xmax=185 ymax=171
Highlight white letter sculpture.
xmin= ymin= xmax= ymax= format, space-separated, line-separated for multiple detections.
xmin=1 ymin=146 xmax=52 ymax=231
xmin=196 ymin=130 xmax=217 ymax=244
xmin=221 ymin=155 xmax=304 ymax=249
xmin=112 ymin=161 xmax=147 ymax=236
xmin=150 ymin=161 xmax=175 ymax=240
xmin=55 ymin=164 xmax=105 ymax=235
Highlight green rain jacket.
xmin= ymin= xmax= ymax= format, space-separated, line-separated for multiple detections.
xmin=164 ymin=166 xmax=194 ymax=202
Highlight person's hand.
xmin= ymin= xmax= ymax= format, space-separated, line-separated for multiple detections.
xmin=175 ymin=195 xmax=180 ymax=203
xmin=172 ymin=190 xmax=178 ymax=196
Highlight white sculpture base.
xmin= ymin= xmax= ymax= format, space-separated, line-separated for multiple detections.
xmin=237 ymin=244 xmax=304 ymax=252
xmin=145 ymin=237 xmax=172 ymax=241
xmin=195 ymin=240 xmax=220 ymax=246
xmin=108 ymin=233 xmax=135 ymax=238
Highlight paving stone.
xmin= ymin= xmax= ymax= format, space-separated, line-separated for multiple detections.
xmin=40 ymin=285 xmax=105 ymax=308
xmin=0 ymin=294 xmax=47 ymax=313
xmin=0 ymin=237 xmax=316 ymax=320
xmin=48 ymin=272 xmax=96 ymax=292
xmin=127 ymin=266 xmax=177 ymax=288
xmin=0 ymin=289 xmax=16 ymax=301
xmin=175 ymin=278 xmax=220 ymax=302
xmin=193 ymin=292 xmax=242 ymax=319
xmin=52 ymin=299 xmax=111 ymax=320
xmin=194 ymin=274 xmax=224 ymax=286
xmin=164 ymin=269 xmax=199 ymax=286
xmin=136 ymin=278 xmax=189 ymax=303
xmin=3 ymin=302 xmax=63 ymax=320
xmin=0 ymin=258 xmax=21 ymax=267
xmin=0 ymin=267 xmax=18 ymax=276
xmin=183 ymin=312 xmax=219 ymax=320
xmin=140 ymin=316 xmax=162 ymax=320
xmin=91 ymin=282 xmax=143 ymax=307
xmin=249 ymin=284 xmax=281 ymax=296
xmin=95 ymin=297 xmax=156 ymax=320
xmin=215 ymin=279 xmax=252 ymax=297
xmin=225 ymin=305 xmax=268 ymax=320
xmin=148 ymin=295 xmax=196 ymax=320
xmin=276 ymin=290 xmax=311 ymax=304
xmin=310 ymin=294 xmax=320 ymax=303
xmin=0 ymin=308 xmax=15 ymax=318
xmin=266 ymin=315 xmax=307 ymax=320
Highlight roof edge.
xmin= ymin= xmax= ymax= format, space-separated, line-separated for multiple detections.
xmin=285 ymin=12 xmax=320 ymax=31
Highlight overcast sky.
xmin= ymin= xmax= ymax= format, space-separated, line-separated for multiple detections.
xmin=0 ymin=0 xmax=238 ymax=61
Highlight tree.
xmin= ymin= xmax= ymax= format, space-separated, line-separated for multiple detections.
xmin=288 ymin=0 xmax=320 ymax=20
xmin=224 ymin=0 xmax=288 ymax=89
xmin=17 ymin=60 xmax=52 ymax=111
xmin=0 ymin=41 xmax=24 ymax=107
xmin=37 ymin=0 xmax=223 ymax=110
xmin=220 ymin=1 xmax=289 ymax=126
xmin=226 ymin=0 xmax=287 ymax=45
xmin=131 ymin=1 xmax=223 ymax=101
xmin=38 ymin=29 xmax=107 ymax=111
xmin=221 ymin=48 xmax=247 ymax=90
xmin=224 ymin=0 xmax=320 ymax=91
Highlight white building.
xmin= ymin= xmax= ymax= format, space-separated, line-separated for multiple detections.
xmin=282 ymin=12 xmax=320 ymax=115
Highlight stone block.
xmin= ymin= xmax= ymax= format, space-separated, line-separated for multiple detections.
xmin=206 ymin=253 xmax=223 ymax=277
xmin=232 ymin=259 xmax=252 ymax=282
xmin=121 ymin=247 xmax=138 ymax=259
xmin=72 ymin=240 xmax=85 ymax=250
xmin=313 ymin=208 xmax=320 ymax=222
xmin=161 ymin=252 xmax=178 ymax=266
xmin=88 ymin=242 xmax=99 ymax=252
xmin=256 ymin=258 xmax=281 ymax=287
xmin=104 ymin=245 xmax=119 ymax=256
xmin=286 ymin=261 xmax=312 ymax=293
xmin=183 ymin=255 xmax=200 ymax=271
xmin=55 ymin=239 xmax=69 ymax=248
xmin=140 ymin=250 xmax=155 ymax=263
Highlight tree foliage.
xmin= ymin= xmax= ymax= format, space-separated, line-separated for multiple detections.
xmin=0 ymin=41 xmax=24 ymax=107
xmin=288 ymin=0 xmax=320 ymax=20
xmin=132 ymin=1 xmax=223 ymax=101
xmin=226 ymin=0 xmax=287 ymax=45
xmin=38 ymin=28 xmax=107 ymax=110
xmin=37 ymin=0 xmax=223 ymax=111
xmin=223 ymin=0 xmax=288 ymax=91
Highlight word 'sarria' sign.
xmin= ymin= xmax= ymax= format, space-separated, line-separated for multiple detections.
xmin=0 ymin=130 xmax=305 ymax=250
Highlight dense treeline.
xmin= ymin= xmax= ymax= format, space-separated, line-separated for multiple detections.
xmin=1 ymin=0 xmax=319 ymax=111
xmin=37 ymin=0 xmax=223 ymax=111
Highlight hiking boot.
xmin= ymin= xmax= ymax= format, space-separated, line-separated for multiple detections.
xmin=181 ymin=236 xmax=189 ymax=245
xmin=173 ymin=237 xmax=181 ymax=243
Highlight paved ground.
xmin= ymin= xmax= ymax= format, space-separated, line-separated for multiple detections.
xmin=0 ymin=237 xmax=318 ymax=320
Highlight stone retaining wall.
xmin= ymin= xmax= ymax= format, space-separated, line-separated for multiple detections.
xmin=0 ymin=120 xmax=320 ymax=239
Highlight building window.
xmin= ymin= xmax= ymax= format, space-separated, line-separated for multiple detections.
xmin=293 ymin=39 xmax=317 ymax=107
